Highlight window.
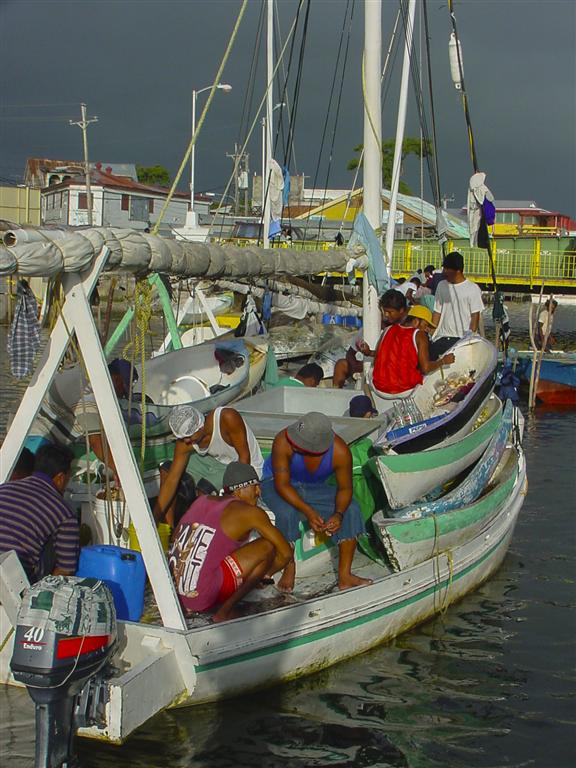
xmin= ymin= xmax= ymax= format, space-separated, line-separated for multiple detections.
xmin=495 ymin=211 xmax=519 ymax=224
xmin=129 ymin=197 xmax=149 ymax=222
xmin=78 ymin=193 xmax=88 ymax=209
xmin=121 ymin=194 xmax=129 ymax=211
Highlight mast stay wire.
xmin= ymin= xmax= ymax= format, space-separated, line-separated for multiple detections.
xmin=152 ymin=0 xmax=249 ymax=235
xmin=339 ymin=7 xmax=402 ymax=233
xmin=310 ymin=0 xmax=357 ymax=243
xmin=447 ymin=0 xmax=498 ymax=292
xmin=292 ymin=0 xmax=353 ymax=242
xmin=261 ymin=0 xmax=308 ymax=236
xmin=208 ymin=2 xmax=266 ymax=243
xmin=206 ymin=7 xmax=302 ymax=240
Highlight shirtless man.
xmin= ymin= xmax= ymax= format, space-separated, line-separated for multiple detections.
xmin=260 ymin=411 xmax=372 ymax=593
xmin=169 ymin=462 xmax=292 ymax=622
xmin=155 ymin=404 xmax=263 ymax=525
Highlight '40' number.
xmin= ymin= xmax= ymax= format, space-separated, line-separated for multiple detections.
xmin=23 ymin=626 xmax=45 ymax=643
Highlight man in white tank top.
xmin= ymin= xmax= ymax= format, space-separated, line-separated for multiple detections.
xmin=155 ymin=405 xmax=264 ymax=524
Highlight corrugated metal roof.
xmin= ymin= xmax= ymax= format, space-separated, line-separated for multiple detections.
xmin=45 ymin=170 xmax=188 ymax=199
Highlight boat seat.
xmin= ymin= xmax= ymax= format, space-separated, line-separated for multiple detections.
xmin=164 ymin=375 xmax=211 ymax=404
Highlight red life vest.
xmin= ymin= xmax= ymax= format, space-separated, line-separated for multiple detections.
xmin=373 ymin=325 xmax=423 ymax=394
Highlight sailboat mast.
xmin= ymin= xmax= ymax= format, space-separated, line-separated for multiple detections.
xmin=384 ymin=0 xmax=416 ymax=271
xmin=262 ymin=0 xmax=274 ymax=248
xmin=362 ymin=0 xmax=383 ymax=351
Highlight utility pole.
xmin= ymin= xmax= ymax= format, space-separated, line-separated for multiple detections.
xmin=70 ymin=103 xmax=98 ymax=226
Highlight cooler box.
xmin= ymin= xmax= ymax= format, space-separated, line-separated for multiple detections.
xmin=76 ymin=545 xmax=146 ymax=622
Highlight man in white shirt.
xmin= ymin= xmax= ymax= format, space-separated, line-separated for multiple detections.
xmin=429 ymin=252 xmax=484 ymax=360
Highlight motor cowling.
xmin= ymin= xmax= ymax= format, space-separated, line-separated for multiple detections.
xmin=10 ymin=575 xmax=117 ymax=768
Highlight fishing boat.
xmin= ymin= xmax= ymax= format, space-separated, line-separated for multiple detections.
xmin=514 ymin=351 xmax=576 ymax=406
xmin=373 ymin=393 xmax=503 ymax=509
xmin=372 ymin=442 xmax=525 ymax=571
xmin=0 ymin=0 xmax=525 ymax=752
xmin=375 ymin=335 xmax=498 ymax=453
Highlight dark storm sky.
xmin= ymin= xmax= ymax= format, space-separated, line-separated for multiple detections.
xmin=1 ymin=0 xmax=574 ymax=215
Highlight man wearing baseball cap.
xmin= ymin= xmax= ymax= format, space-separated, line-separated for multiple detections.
xmin=260 ymin=412 xmax=371 ymax=594
xmin=430 ymin=251 xmax=484 ymax=360
xmin=168 ymin=462 xmax=291 ymax=622
xmin=368 ymin=303 xmax=455 ymax=397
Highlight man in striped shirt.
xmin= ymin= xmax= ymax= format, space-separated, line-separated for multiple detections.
xmin=0 ymin=443 xmax=79 ymax=583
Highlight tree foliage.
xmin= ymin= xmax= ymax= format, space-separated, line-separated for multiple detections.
xmin=347 ymin=138 xmax=433 ymax=195
xmin=136 ymin=164 xmax=171 ymax=187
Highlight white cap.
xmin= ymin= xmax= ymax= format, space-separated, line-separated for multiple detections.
xmin=168 ymin=405 xmax=205 ymax=439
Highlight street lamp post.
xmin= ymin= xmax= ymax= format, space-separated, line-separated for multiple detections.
xmin=190 ymin=83 xmax=232 ymax=220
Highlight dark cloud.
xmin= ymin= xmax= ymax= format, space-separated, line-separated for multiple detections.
xmin=1 ymin=0 xmax=574 ymax=214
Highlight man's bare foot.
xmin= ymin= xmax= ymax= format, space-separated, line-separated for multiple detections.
xmin=276 ymin=560 xmax=295 ymax=593
xmin=212 ymin=607 xmax=243 ymax=623
xmin=338 ymin=573 xmax=373 ymax=590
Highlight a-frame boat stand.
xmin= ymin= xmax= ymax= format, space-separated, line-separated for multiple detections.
xmin=0 ymin=247 xmax=198 ymax=740
xmin=0 ymin=247 xmax=186 ymax=625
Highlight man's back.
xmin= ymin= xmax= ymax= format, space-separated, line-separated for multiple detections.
xmin=0 ymin=474 xmax=79 ymax=581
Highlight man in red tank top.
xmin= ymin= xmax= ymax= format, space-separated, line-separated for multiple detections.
xmin=168 ymin=462 xmax=292 ymax=623
xmin=359 ymin=291 xmax=455 ymax=395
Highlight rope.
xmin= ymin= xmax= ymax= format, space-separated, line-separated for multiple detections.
xmin=432 ymin=513 xmax=454 ymax=615
xmin=122 ymin=279 xmax=153 ymax=468
xmin=447 ymin=0 xmax=498 ymax=292
xmin=152 ymin=0 xmax=249 ymax=235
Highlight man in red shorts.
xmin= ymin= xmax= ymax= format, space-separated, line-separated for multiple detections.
xmin=168 ymin=462 xmax=292 ymax=623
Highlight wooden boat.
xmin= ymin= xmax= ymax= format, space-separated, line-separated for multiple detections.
xmin=374 ymin=336 xmax=498 ymax=453
xmin=373 ymin=394 xmax=504 ymax=509
xmin=47 ymin=339 xmax=251 ymax=444
xmin=515 ymin=351 xmax=576 ymax=406
xmin=372 ymin=442 xmax=524 ymax=572
xmin=0 ymin=439 xmax=526 ymax=744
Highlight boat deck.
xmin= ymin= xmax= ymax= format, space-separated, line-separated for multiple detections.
xmin=140 ymin=551 xmax=390 ymax=629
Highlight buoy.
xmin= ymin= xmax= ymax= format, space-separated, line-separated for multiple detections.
xmin=449 ymin=32 xmax=464 ymax=90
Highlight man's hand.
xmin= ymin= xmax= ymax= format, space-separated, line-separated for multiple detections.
xmin=173 ymin=437 xmax=196 ymax=459
xmin=305 ymin=509 xmax=326 ymax=533
xmin=325 ymin=513 xmax=343 ymax=536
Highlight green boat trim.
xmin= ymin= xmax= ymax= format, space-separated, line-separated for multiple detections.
xmin=383 ymin=466 xmax=517 ymax=545
xmin=195 ymin=527 xmax=510 ymax=674
xmin=375 ymin=406 xmax=501 ymax=474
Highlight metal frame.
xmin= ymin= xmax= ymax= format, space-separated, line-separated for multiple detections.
xmin=0 ymin=247 xmax=186 ymax=630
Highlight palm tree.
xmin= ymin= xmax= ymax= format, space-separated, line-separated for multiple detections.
xmin=347 ymin=138 xmax=433 ymax=195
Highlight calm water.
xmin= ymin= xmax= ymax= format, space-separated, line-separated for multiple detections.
xmin=1 ymin=305 xmax=575 ymax=768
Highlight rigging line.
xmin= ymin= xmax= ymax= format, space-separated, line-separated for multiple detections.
xmin=398 ymin=0 xmax=437 ymax=204
xmin=304 ymin=0 xmax=350 ymax=237
xmin=447 ymin=0 xmax=498 ymax=292
xmin=274 ymin=7 xmax=298 ymax=172
xmin=237 ymin=2 xmax=266 ymax=154
xmin=301 ymin=0 xmax=352 ymax=240
xmin=447 ymin=0 xmax=478 ymax=173
xmin=423 ymin=0 xmax=444 ymax=213
xmin=340 ymin=7 xmax=402 ymax=232
xmin=152 ymin=0 xmax=249 ymax=236
xmin=261 ymin=0 xmax=309 ymax=239
xmin=314 ymin=0 xmax=357 ymax=242
xmin=206 ymin=8 xmax=302 ymax=239
xmin=285 ymin=0 xmax=311 ymax=172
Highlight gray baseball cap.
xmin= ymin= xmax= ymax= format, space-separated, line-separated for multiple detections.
xmin=286 ymin=411 xmax=334 ymax=454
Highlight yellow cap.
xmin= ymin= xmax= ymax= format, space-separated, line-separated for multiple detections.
xmin=407 ymin=304 xmax=437 ymax=327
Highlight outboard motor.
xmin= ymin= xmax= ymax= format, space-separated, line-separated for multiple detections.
xmin=10 ymin=575 xmax=117 ymax=768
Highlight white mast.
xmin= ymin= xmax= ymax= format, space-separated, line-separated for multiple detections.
xmin=384 ymin=0 xmax=416 ymax=270
xmin=362 ymin=0 xmax=383 ymax=351
xmin=262 ymin=0 xmax=274 ymax=248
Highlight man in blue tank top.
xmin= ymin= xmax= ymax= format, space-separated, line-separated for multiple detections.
xmin=261 ymin=412 xmax=372 ymax=594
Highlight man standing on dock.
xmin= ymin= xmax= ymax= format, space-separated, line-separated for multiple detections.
xmin=429 ymin=252 xmax=484 ymax=360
